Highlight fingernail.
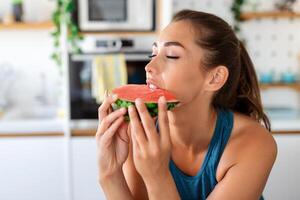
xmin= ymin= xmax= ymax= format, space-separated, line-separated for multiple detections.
xmin=112 ymin=94 xmax=118 ymax=100
xmin=159 ymin=96 xmax=166 ymax=104
xmin=104 ymin=90 xmax=108 ymax=97
xmin=135 ymin=98 xmax=143 ymax=105
xmin=128 ymin=105 xmax=134 ymax=113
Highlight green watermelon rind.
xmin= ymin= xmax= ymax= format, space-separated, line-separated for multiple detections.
xmin=112 ymin=99 xmax=179 ymax=121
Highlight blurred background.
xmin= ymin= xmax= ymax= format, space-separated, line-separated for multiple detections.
xmin=0 ymin=0 xmax=300 ymax=199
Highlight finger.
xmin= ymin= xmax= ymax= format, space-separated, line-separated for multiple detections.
xmin=128 ymin=105 xmax=147 ymax=146
xmin=158 ymin=96 xmax=171 ymax=145
xmin=101 ymin=115 xmax=125 ymax=146
xmin=117 ymin=122 xmax=129 ymax=143
xmin=96 ymin=108 xmax=126 ymax=138
xmin=135 ymin=98 xmax=158 ymax=143
xmin=130 ymin=123 xmax=140 ymax=152
xmin=107 ymin=92 xmax=114 ymax=114
xmin=98 ymin=91 xmax=118 ymax=122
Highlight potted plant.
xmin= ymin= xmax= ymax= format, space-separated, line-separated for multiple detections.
xmin=12 ymin=0 xmax=23 ymax=22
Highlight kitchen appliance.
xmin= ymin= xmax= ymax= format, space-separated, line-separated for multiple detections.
xmin=78 ymin=0 xmax=155 ymax=31
xmin=69 ymin=35 xmax=155 ymax=128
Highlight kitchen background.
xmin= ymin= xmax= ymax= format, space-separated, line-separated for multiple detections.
xmin=0 ymin=0 xmax=300 ymax=199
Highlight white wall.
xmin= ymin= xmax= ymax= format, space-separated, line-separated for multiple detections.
xmin=0 ymin=0 xmax=55 ymax=22
xmin=0 ymin=0 xmax=60 ymax=120
xmin=0 ymin=30 xmax=62 ymax=119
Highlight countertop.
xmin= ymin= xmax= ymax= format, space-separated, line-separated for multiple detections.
xmin=71 ymin=118 xmax=300 ymax=136
xmin=0 ymin=118 xmax=300 ymax=136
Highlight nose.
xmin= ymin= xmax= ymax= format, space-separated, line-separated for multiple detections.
xmin=145 ymin=60 xmax=158 ymax=74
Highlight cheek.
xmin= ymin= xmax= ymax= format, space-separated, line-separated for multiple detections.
xmin=163 ymin=67 xmax=205 ymax=102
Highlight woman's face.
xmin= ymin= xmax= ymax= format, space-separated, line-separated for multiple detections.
xmin=145 ymin=20 xmax=208 ymax=104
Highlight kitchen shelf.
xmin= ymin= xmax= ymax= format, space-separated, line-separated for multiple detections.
xmin=79 ymin=31 xmax=158 ymax=36
xmin=0 ymin=21 xmax=54 ymax=30
xmin=71 ymin=129 xmax=96 ymax=137
xmin=240 ymin=11 xmax=300 ymax=20
xmin=0 ymin=132 xmax=64 ymax=137
xmin=259 ymin=82 xmax=300 ymax=91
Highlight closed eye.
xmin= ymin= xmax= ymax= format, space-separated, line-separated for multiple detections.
xmin=166 ymin=56 xmax=179 ymax=59
xmin=148 ymin=54 xmax=156 ymax=58
xmin=148 ymin=55 xmax=180 ymax=59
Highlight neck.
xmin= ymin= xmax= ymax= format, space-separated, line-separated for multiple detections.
xmin=168 ymin=95 xmax=217 ymax=153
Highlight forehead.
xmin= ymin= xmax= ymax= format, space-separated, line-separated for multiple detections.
xmin=158 ymin=21 xmax=196 ymax=48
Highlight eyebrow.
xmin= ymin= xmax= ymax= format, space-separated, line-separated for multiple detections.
xmin=152 ymin=41 xmax=185 ymax=49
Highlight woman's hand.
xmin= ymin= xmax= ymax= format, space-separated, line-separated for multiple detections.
xmin=96 ymin=92 xmax=129 ymax=180
xmin=128 ymin=96 xmax=172 ymax=184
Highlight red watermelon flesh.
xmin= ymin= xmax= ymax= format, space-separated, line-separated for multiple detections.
xmin=112 ymin=84 xmax=178 ymax=103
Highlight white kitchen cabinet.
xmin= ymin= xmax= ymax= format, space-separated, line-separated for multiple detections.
xmin=264 ymin=135 xmax=300 ymax=200
xmin=71 ymin=137 xmax=106 ymax=200
xmin=0 ymin=136 xmax=67 ymax=200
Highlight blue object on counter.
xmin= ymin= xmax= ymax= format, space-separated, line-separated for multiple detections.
xmin=281 ymin=72 xmax=297 ymax=83
xmin=259 ymin=73 xmax=274 ymax=84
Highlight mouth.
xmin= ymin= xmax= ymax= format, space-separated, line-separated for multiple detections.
xmin=146 ymin=79 xmax=160 ymax=90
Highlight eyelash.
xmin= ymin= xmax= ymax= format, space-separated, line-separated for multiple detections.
xmin=148 ymin=55 xmax=179 ymax=59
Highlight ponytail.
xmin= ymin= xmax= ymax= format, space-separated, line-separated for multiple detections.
xmin=172 ymin=10 xmax=271 ymax=131
xmin=234 ymin=42 xmax=271 ymax=131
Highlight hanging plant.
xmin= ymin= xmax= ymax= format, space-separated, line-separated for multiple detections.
xmin=51 ymin=0 xmax=83 ymax=73
xmin=230 ymin=0 xmax=246 ymax=33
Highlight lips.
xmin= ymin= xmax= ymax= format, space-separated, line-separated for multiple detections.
xmin=146 ymin=79 xmax=160 ymax=90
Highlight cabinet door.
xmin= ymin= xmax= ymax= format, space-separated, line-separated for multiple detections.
xmin=264 ymin=135 xmax=300 ymax=200
xmin=71 ymin=137 xmax=106 ymax=200
xmin=0 ymin=136 xmax=67 ymax=200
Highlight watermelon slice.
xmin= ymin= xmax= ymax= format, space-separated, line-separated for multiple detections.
xmin=111 ymin=84 xmax=179 ymax=120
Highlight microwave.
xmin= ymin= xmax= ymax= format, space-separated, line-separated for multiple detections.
xmin=78 ymin=0 xmax=155 ymax=31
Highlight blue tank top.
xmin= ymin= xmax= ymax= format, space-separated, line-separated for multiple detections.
xmin=157 ymin=109 xmax=264 ymax=200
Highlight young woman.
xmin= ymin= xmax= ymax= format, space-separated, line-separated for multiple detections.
xmin=96 ymin=10 xmax=277 ymax=200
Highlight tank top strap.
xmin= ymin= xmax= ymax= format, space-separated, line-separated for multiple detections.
xmin=206 ymin=109 xmax=234 ymax=173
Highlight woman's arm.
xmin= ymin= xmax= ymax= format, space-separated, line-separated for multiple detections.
xmin=142 ymin=171 xmax=181 ymax=200
xmin=99 ymin=169 xmax=133 ymax=200
xmin=207 ymin=127 xmax=277 ymax=200
xmin=96 ymin=92 xmax=133 ymax=200
xmin=123 ymin=132 xmax=149 ymax=200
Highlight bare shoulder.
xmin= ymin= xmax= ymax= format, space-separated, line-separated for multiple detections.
xmin=231 ymin=112 xmax=277 ymax=156
xmin=216 ymin=112 xmax=278 ymax=182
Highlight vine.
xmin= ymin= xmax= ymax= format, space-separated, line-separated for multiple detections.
xmin=230 ymin=0 xmax=246 ymax=33
xmin=51 ymin=0 xmax=83 ymax=73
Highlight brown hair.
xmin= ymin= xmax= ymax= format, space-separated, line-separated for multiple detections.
xmin=172 ymin=10 xmax=271 ymax=131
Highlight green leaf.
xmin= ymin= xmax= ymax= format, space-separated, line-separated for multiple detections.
xmin=12 ymin=0 xmax=23 ymax=5
xmin=65 ymin=1 xmax=75 ymax=12
xmin=54 ymin=39 xmax=60 ymax=47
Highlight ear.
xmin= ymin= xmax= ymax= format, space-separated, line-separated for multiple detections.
xmin=205 ymin=66 xmax=229 ymax=92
